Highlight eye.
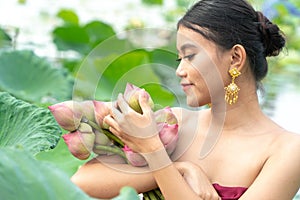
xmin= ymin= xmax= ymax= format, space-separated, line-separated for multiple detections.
xmin=184 ymin=54 xmax=195 ymax=61
xmin=176 ymin=54 xmax=195 ymax=62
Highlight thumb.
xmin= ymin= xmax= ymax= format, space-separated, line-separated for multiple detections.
xmin=139 ymin=89 xmax=152 ymax=114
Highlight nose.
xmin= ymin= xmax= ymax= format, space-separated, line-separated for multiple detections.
xmin=176 ymin=62 xmax=187 ymax=77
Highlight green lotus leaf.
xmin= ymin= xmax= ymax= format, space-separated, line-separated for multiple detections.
xmin=0 ymin=50 xmax=73 ymax=103
xmin=0 ymin=27 xmax=12 ymax=48
xmin=57 ymin=9 xmax=79 ymax=25
xmin=0 ymin=148 xmax=92 ymax=200
xmin=84 ymin=20 xmax=116 ymax=48
xmin=112 ymin=186 xmax=140 ymax=200
xmin=73 ymin=48 xmax=176 ymax=107
xmin=142 ymin=0 xmax=163 ymax=5
xmin=0 ymin=92 xmax=61 ymax=155
xmin=53 ymin=25 xmax=91 ymax=54
xmin=35 ymin=138 xmax=86 ymax=177
xmin=52 ymin=20 xmax=116 ymax=55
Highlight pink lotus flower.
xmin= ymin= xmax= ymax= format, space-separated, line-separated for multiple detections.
xmin=155 ymin=107 xmax=179 ymax=154
xmin=93 ymin=101 xmax=111 ymax=129
xmin=123 ymin=83 xmax=154 ymax=114
xmin=122 ymin=145 xmax=147 ymax=167
xmin=48 ymin=100 xmax=82 ymax=131
xmin=154 ymin=106 xmax=178 ymax=125
xmin=157 ymin=122 xmax=179 ymax=155
xmin=62 ymin=123 xmax=95 ymax=160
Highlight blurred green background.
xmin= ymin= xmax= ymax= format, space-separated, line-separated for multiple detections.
xmin=0 ymin=0 xmax=299 ymax=199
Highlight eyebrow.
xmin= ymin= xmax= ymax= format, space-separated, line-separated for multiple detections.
xmin=178 ymin=43 xmax=197 ymax=53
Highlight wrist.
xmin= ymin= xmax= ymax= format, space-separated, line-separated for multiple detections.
xmin=141 ymin=148 xmax=172 ymax=171
xmin=139 ymin=135 xmax=164 ymax=153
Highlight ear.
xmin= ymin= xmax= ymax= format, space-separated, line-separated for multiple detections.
xmin=230 ymin=44 xmax=246 ymax=72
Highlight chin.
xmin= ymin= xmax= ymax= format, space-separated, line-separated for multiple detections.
xmin=186 ymin=98 xmax=201 ymax=107
xmin=186 ymin=97 xmax=209 ymax=108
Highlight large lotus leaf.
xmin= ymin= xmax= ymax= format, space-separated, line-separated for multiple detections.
xmin=0 ymin=50 xmax=73 ymax=103
xmin=95 ymin=50 xmax=176 ymax=107
xmin=35 ymin=138 xmax=86 ymax=177
xmin=52 ymin=20 xmax=116 ymax=55
xmin=53 ymin=25 xmax=91 ymax=54
xmin=95 ymin=50 xmax=152 ymax=99
xmin=0 ymin=92 xmax=61 ymax=155
xmin=0 ymin=148 xmax=93 ymax=200
xmin=84 ymin=21 xmax=116 ymax=48
xmin=57 ymin=9 xmax=79 ymax=25
xmin=142 ymin=0 xmax=163 ymax=5
xmin=73 ymin=49 xmax=176 ymax=106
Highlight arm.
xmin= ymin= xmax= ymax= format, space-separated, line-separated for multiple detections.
xmin=240 ymin=133 xmax=300 ymax=200
xmin=175 ymin=162 xmax=220 ymax=199
xmin=104 ymin=91 xmax=219 ymax=200
xmin=71 ymin=157 xmax=157 ymax=199
xmin=71 ymin=158 xmax=220 ymax=199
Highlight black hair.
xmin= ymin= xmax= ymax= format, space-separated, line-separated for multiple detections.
xmin=177 ymin=0 xmax=286 ymax=83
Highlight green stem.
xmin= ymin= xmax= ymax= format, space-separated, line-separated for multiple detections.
xmin=102 ymin=129 xmax=124 ymax=147
xmin=83 ymin=118 xmax=124 ymax=147
xmin=93 ymin=144 xmax=127 ymax=160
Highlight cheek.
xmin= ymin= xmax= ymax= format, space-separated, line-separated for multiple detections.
xmin=191 ymin=55 xmax=226 ymax=100
xmin=191 ymin=55 xmax=221 ymax=87
xmin=191 ymin=73 xmax=207 ymax=92
xmin=188 ymin=71 xmax=211 ymax=105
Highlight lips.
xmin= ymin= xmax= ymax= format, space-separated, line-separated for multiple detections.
xmin=180 ymin=82 xmax=193 ymax=90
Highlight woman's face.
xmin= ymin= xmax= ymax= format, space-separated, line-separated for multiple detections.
xmin=176 ymin=26 xmax=231 ymax=107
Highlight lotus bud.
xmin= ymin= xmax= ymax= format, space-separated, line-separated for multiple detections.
xmin=78 ymin=122 xmax=93 ymax=133
xmin=48 ymin=100 xmax=82 ymax=131
xmin=157 ymin=122 xmax=179 ymax=155
xmin=92 ymin=130 xmax=112 ymax=155
xmin=123 ymin=83 xmax=154 ymax=114
xmin=154 ymin=106 xmax=178 ymax=125
xmin=122 ymin=145 xmax=147 ymax=167
xmin=62 ymin=123 xmax=95 ymax=160
xmin=93 ymin=101 xmax=111 ymax=129
xmin=80 ymin=100 xmax=95 ymax=122
xmin=94 ymin=129 xmax=111 ymax=146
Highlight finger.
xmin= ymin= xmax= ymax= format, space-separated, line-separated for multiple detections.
xmin=139 ymin=89 xmax=153 ymax=115
xmin=104 ymin=115 xmax=124 ymax=139
xmin=111 ymin=106 xmax=124 ymax=122
xmin=103 ymin=115 xmax=120 ymax=132
xmin=108 ymin=126 xmax=123 ymax=141
xmin=116 ymin=93 xmax=131 ymax=113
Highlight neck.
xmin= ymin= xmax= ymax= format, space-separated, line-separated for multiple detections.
xmin=210 ymin=90 xmax=266 ymax=132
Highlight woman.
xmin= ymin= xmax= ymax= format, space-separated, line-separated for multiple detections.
xmin=71 ymin=0 xmax=300 ymax=199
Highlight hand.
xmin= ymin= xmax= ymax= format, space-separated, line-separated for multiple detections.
xmin=175 ymin=162 xmax=221 ymax=200
xmin=104 ymin=90 xmax=164 ymax=153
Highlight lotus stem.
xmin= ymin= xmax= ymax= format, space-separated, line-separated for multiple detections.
xmin=93 ymin=144 xmax=127 ymax=160
xmin=82 ymin=117 xmax=124 ymax=147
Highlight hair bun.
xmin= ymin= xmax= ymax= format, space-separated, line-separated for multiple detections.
xmin=256 ymin=11 xmax=286 ymax=57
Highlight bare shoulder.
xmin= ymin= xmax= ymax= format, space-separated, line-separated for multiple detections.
xmin=269 ymin=131 xmax=300 ymax=172
xmin=272 ymin=130 xmax=300 ymax=153
xmin=241 ymin=130 xmax=300 ymax=199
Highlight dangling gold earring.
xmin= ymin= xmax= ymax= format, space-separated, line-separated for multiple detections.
xmin=224 ymin=68 xmax=241 ymax=105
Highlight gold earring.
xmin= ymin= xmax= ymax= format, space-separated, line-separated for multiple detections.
xmin=224 ymin=68 xmax=241 ymax=105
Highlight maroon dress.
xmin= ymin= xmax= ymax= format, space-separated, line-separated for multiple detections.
xmin=213 ymin=183 xmax=248 ymax=200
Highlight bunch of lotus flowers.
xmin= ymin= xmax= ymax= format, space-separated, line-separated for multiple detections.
xmin=48 ymin=83 xmax=179 ymax=167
